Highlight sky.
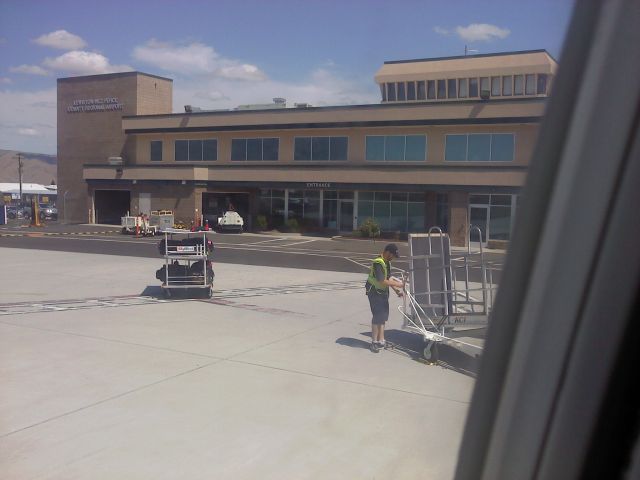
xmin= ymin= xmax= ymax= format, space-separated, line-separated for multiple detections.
xmin=0 ymin=0 xmax=574 ymax=154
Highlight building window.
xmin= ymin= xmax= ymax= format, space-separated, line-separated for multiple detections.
xmin=189 ymin=140 xmax=203 ymax=161
xmin=490 ymin=133 xmax=515 ymax=161
xmin=444 ymin=134 xmax=468 ymax=162
xmin=525 ymin=74 xmax=536 ymax=95
xmin=287 ymin=190 xmax=320 ymax=227
xmin=175 ymin=140 xmax=188 ymax=161
xmin=202 ymin=140 xmax=217 ymax=160
xmin=468 ymin=134 xmax=492 ymax=161
xmin=366 ymin=135 xmax=427 ymax=161
xmin=480 ymin=77 xmax=490 ymax=98
xmin=357 ymin=191 xmax=425 ymax=232
xmin=427 ymin=80 xmax=436 ymax=99
xmin=417 ymin=81 xmax=426 ymax=100
xmin=514 ymin=75 xmax=524 ymax=95
xmin=407 ymin=81 xmax=416 ymax=101
xmin=387 ymin=83 xmax=396 ymax=101
xmin=150 ymin=141 xmax=162 ymax=162
xmin=258 ymin=189 xmax=285 ymax=228
xmin=491 ymin=76 xmax=501 ymax=96
xmin=470 ymin=194 xmax=517 ymax=241
xmin=231 ymin=138 xmax=279 ymax=161
xmin=537 ymin=74 xmax=548 ymax=94
xmin=174 ymin=139 xmax=217 ymax=161
xmin=294 ymin=136 xmax=348 ymax=161
xmin=469 ymin=78 xmax=479 ymax=97
xmin=437 ymin=79 xmax=446 ymax=99
xmin=447 ymin=79 xmax=457 ymax=98
xmin=397 ymin=82 xmax=406 ymax=101
xmin=445 ymin=133 xmax=515 ymax=162
xmin=502 ymin=76 xmax=513 ymax=95
xmin=459 ymin=78 xmax=468 ymax=98
xmin=380 ymin=83 xmax=387 ymax=102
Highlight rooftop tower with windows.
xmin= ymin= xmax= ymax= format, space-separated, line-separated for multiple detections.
xmin=374 ymin=49 xmax=557 ymax=103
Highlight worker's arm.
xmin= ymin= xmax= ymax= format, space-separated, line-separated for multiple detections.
xmin=382 ymin=277 xmax=404 ymax=296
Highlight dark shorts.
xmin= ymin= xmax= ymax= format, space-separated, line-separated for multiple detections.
xmin=368 ymin=291 xmax=390 ymax=325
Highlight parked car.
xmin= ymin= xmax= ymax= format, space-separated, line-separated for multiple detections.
xmin=17 ymin=206 xmax=31 ymax=220
xmin=6 ymin=205 xmax=18 ymax=219
xmin=41 ymin=205 xmax=58 ymax=220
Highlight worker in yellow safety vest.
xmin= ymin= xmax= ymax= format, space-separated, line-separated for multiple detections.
xmin=365 ymin=243 xmax=404 ymax=353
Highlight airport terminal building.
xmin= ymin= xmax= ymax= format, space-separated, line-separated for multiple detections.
xmin=58 ymin=49 xmax=557 ymax=246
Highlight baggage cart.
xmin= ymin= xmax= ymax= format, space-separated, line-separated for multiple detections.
xmin=157 ymin=229 xmax=214 ymax=298
xmin=398 ymin=226 xmax=499 ymax=362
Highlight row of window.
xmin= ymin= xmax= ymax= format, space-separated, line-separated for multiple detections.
xmin=258 ymin=189 xmax=517 ymax=239
xmin=150 ymin=133 xmax=515 ymax=163
xmin=381 ymin=73 xmax=548 ymax=102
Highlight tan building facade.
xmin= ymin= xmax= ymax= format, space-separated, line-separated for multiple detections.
xmin=58 ymin=50 xmax=557 ymax=246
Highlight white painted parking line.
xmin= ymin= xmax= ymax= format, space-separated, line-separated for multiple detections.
xmin=281 ymin=239 xmax=318 ymax=247
xmin=246 ymin=238 xmax=292 ymax=245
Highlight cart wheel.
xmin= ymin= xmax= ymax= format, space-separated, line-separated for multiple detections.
xmin=423 ymin=341 xmax=439 ymax=363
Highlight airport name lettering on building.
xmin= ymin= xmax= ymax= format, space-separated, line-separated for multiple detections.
xmin=67 ymin=97 xmax=124 ymax=113
xmin=306 ymin=182 xmax=331 ymax=188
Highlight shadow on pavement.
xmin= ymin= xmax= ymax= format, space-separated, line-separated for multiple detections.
xmin=335 ymin=337 xmax=371 ymax=349
xmin=336 ymin=329 xmax=481 ymax=378
xmin=436 ymin=344 xmax=481 ymax=379
xmin=140 ymin=285 xmax=163 ymax=298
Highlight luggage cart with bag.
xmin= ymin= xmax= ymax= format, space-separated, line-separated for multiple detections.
xmin=156 ymin=229 xmax=215 ymax=298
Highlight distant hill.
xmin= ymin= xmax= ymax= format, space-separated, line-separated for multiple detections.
xmin=0 ymin=149 xmax=57 ymax=185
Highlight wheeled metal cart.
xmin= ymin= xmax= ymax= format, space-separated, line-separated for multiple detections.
xmin=398 ymin=226 xmax=499 ymax=362
xmin=158 ymin=229 xmax=214 ymax=298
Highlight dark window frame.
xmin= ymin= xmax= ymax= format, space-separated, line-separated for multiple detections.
xmin=150 ymin=140 xmax=163 ymax=162
xmin=231 ymin=137 xmax=279 ymax=161
xmin=294 ymin=136 xmax=348 ymax=161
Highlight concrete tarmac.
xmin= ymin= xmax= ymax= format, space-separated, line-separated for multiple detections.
xmin=0 ymin=248 xmax=476 ymax=479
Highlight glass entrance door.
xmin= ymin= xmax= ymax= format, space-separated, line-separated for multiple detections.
xmin=469 ymin=206 xmax=489 ymax=245
xmin=338 ymin=200 xmax=354 ymax=232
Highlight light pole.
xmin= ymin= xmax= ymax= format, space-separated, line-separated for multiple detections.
xmin=15 ymin=153 xmax=23 ymax=204
xmin=63 ymin=190 xmax=70 ymax=224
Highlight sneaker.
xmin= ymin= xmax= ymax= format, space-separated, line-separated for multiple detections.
xmin=377 ymin=341 xmax=387 ymax=349
xmin=370 ymin=343 xmax=380 ymax=353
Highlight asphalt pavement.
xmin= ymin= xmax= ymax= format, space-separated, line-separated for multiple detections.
xmin=0 ymin=222 xmax=505 ymax=281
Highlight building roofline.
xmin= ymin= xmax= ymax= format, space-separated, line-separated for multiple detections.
xmin=383 ymin=49 xmax=557 ymax=65
xmin=122 ymin=97 xmax=546 ymax=120
xmin=57 ymin=71 xmax=173 ymax=83
xmin=123 ymin=116 xmax=542 ymax=134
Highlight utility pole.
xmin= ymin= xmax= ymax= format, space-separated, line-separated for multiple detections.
xmin=15 ymin=153 xmax=23 ymax=204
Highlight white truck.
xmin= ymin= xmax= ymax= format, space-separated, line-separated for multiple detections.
xmin=217 ymin=211 xmax=244 ymax=233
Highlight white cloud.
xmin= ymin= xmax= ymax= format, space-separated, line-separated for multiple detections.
xmin=0 ymin=77 xmax=12 ymax=84
xmin=0 ymin=88 xmax=56 ymax=154
xmin=434 ymin=26 xmax=450 ymax=35
xmin=43 ymin=50 xmax=133 ymax=75
xmin=194 ymin=90 xmax=230 ymax=102
xmin=33 ymin=30 xmax=87 ymax=50
xmin=9 ymin=64 xmax=50 ymax=76
xmin=132 ymin=39 xmax=266 ymax=81
xmin=172 ymin=66 xmax=378 ymax=113
xmin=455 ymin=23 xmax=510 ymax=42
xmin=18 ymin=128 xmax=39 ymax=136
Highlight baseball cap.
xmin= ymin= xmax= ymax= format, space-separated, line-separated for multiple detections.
xmin=384 ymin=243 xmax=400 ymax=258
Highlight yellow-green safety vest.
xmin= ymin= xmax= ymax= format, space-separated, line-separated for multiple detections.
xmin=367 ymin=257 xmax=388 ymax=294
